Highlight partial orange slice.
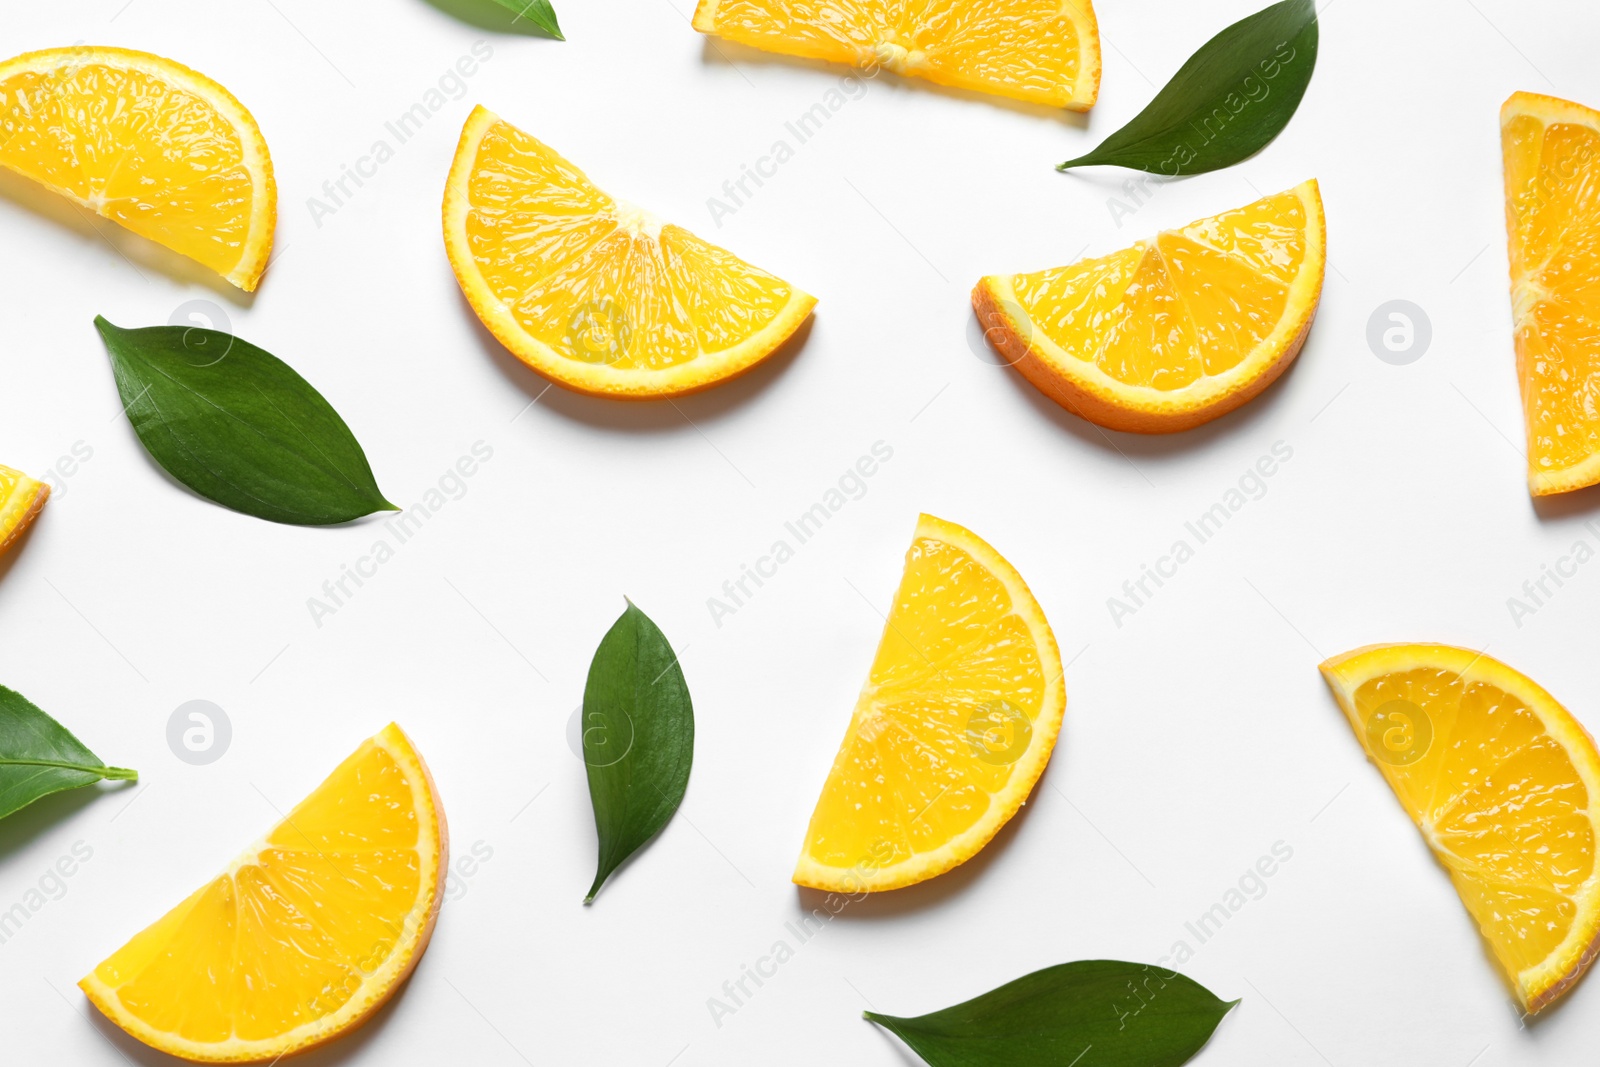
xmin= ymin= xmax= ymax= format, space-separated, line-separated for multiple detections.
xmin=0 ymin=46 xmax=275 ymax=290
xmin=974 ymin=179 xmax=1325 ymax=433
xmin=795 ymin=514 xmax=1065 ymax=892
xmin=443 ymin=105 xmax=815 ymax=399
xmin=1501 ymin=91 xmax=1600 ymax=495
xmin=81 ymin=724 xmax=446 ymax=1062
xmin=1322 ymin=645 xmax=1600 ymax=1012
xmin=692 ymin=0 xmax=1100 ymax=109
xmin=0 ymin=464 xmax=48 ymax=557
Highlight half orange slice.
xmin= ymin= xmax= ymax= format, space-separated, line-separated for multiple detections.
xmin=975 ymin=180 xmax=1324 ymax=432
xmin=1501 ymin=91 xmax=1600 ymax=495
xmin=693 ymin=0 xmax=1100 ymax=109
xmin=1322 ymin=645 xmax=1600 ymax=1012
xmin=0 ymin=464 xmax=48 ymax=558
xmin=795 ymin=515 xmax=1065 ymax=892
xmin=81 ymin=724 xmax=446 ymax=1062
xmin=443 ymin=106 xmax=815 ymax=398
xmin=0 ymin=47 xmax=275 ymax=290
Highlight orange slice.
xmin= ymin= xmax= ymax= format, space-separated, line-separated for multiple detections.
xmin=443 ymin=105 xmax=815 ymax=399
xmin=0 ymin=46 xmax=275 ymax=290
xmin=81 ymin=724 xmax=446 ymax=1062
xmin=692 ymin=0 xmax=1100 ymax=109
xmin=1321 ymin=645 xmax=1600 ymax=1012
xmin=974 ymin=179 xmax=1325 ymax=433
xmin=794 ymin=514 xmax=1065 ymax=892
xmin=0 ymin=464 xmax=48 ymax=557
xmin=1501 ymin=91 xmax=1600 ymax=495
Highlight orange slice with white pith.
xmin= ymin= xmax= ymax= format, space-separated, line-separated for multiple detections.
xmin=443 ymin=105 xmax=815 ymax=399
xmin=795 ymin=514 xmax=1064 ymax=892
xmin=0 ymin=464 xmax=48 ymax=558
xmin=1501 ymin=91 xmax=1600 ymax=495
xmin=0 ymin=47 xmax=275 ymax=290
xmin=81 ymin=724 xmax=446 ymax=1062
xmin=1322 ymin=644 xmax=1600 ymax=1012
xmin=974 ymin=180 xmax=1324 ymax=433
xmin=692 ymin=0 xmax=1100 ymax=109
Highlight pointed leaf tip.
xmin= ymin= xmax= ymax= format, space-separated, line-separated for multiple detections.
xmin=1054 ymin=0 xmax=1317 ymax=176
xmin=95 ymin=318 xmax=395 ymax=526
xmin=580 ymin=602 xmax=693 ymax=900
xmin=864 ymin=961 xmax=1237 ymax=1067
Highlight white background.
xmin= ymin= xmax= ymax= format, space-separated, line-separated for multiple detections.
xmin=1 ymin=0 xmax=1597 ymax=1063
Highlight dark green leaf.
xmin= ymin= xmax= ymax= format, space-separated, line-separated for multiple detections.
xmin=582 ymin=600 xmax=693 ymax=902
xmin=1058 ymin=0 xmax=1317 ymax=175
xmin=865 ymin=961 xmax=1238 ymax=1067
xmin=489 ymin=0 xmax=564 ymax=39
xmin=0 ymin=685 xmax=136 ymax=822
xmin=95 ymin=317 xmax=396 ymax=526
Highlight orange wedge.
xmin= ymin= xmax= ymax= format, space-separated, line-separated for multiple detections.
xmin=974 ymin=179 xmax=1325 ymax=433
xmin=0 ymin=46 xmax=275 ymax=290
xmin=0 ymin=464 xmax=48 ymax=557
xmin=1322 ymin=645 xmax=1600 ymax=1012
xmin=692 ymin=0 xmax=1100 ymax=109
xmin=795 ymin=514 xmax=1064 ymax=892
xmin=443 ymin=105 xmax=815 ymax=399
xmin=1501 ymin=91 xmax=1600 ymax=495
xmin=81 ymin=724 xmax=446 ymax=1062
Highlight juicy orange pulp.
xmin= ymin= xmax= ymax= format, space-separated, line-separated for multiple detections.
xmin=692 ymin=0 xmax=1100 ymax=109
xmin=0 ymin=47 xmax=275 ymax=289
xmin=0 ymin=464 xmax=48 ymax=556
xmin=795 ymin=515 xmax=1065 ymax=892
xmin=444 ymin=106 xmax=815 ymax=397
xmin=1502 ymin=91 xmax=1600 ymax=494
xmin=975 ymin=180 xmax=1324 ymax=432
xmin=1323 ymin=645 xmax=1600 ymax=1011
xmin=81 ymin=724 xmax=446 ymax=1062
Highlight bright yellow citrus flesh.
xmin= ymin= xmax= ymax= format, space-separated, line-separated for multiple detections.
xmin=80 ymin=724 xmax=446 ymax=1063
xmin=692 ymin=0 xmax=1100 ymax=109
xmin=1500 ymin=91 xmax=1600 ymax=495
xmin=1321 ymin=644 xmax=1600 ymax=1012
xmin=0 ymin=47 xmax=275 ymax=291
xmin=0 ymin=463 xmax=48 ymax=558
xmin=974 ymin=179 xmax=1325 ymax=433
xmin=443 ymin=105 xmax=815 ymax=399
xmin=795 ymin=514 xmax=1065 ymax=893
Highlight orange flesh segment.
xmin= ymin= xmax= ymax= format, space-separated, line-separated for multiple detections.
xmin=83 ymin=726 xmax=441 ymax=1058
xmin=1502 ymin=93 xmax=1600 ymax=491
xmin=798 ymin=516 xmax=1063 ymax=890
xmin=463 ymin=118 xmax=796 ymax=372
xmin=1010 ymin=189 xmax=1306 ymax=390
xmin=0 ymin=464 xmax=47 ymax=552
xmin=694 ymin=0 xmax=1098 ymax=108
xmin=1347 ymin=667 xmax=1591 ymax=974
xmin=0 ymin=52 xmax=265 ymax=284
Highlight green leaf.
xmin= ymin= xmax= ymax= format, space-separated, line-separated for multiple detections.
xmin=581 ymin=600 xmax=693 ymax=902
xmin=865 ymin=961 xmax=1238 ymax=1067
xmin=95 ymin=317 xmax=397 ymax=527
xmin=1058 ymin=0 xmax=1317 ymax=175
xmin=0 ymin=685 xmax=136 ymax=822
xmin=489 ymin=0 xmax=564 ymax=39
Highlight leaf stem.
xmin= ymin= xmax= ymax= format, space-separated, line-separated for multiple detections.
xmin=0 ymin=758 xmax=138 ymax=780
